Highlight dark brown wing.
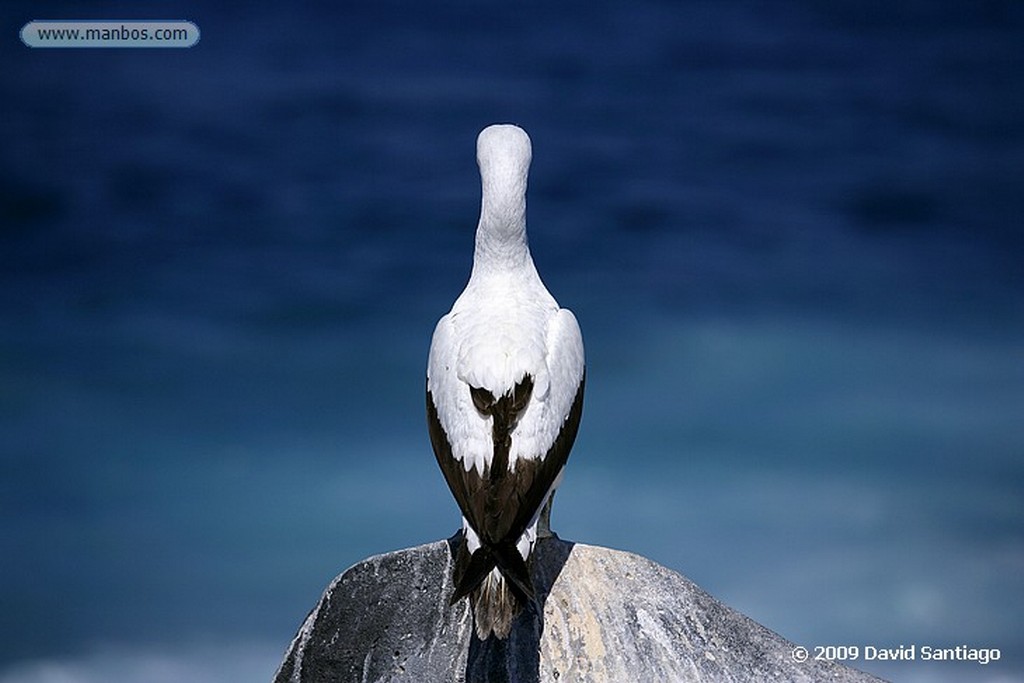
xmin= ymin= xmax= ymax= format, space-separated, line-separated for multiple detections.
xmin=426 ymin=372 xmax=585 ymax=604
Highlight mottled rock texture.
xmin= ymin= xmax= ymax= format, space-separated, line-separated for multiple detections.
xmin=273 ymin=535 xmax=884 ymax=683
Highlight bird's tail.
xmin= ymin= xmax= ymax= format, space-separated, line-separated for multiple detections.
xmin=452 ymin=541 xmax=535 ymax=639
xmin=472 ymin=569 xmax=517 ymax=640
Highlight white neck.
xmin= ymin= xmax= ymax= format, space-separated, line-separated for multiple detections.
xmin=471 ymin=125 xmax=533 ymax=278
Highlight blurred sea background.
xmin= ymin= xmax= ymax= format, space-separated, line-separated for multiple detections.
xmin=2 ymin=2 xmax=1022 ymax=681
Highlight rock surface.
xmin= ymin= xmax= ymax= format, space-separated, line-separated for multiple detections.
xmin=273 ymin=535 xmax=884 ymax=682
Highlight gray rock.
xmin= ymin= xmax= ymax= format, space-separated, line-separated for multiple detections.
xmin=273 ymin=534 xmax=884 ymax=682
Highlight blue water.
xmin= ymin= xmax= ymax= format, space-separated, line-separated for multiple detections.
xmin=2 ymin=2 xmax=1022 ymax=681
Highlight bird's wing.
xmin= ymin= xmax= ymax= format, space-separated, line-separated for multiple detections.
xmin=491 ymin=307 xmax=585 ymax=542
xmin=510 ymin=307 xmax=585 ymax=468
xmin=427 ymin=308 xmax=584 ymax=545
xmin=427 ymin=312 xmax=492 ymax=477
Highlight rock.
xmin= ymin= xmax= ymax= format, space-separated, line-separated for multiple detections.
xmin=273 ymin=534 xmax=884 ymax=682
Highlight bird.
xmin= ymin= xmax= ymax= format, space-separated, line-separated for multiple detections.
xmin=426 ymin=124 xmax=585 ymax=640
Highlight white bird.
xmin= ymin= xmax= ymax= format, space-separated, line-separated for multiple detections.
xmin=426 ymin=124 xmax=585 ymax=640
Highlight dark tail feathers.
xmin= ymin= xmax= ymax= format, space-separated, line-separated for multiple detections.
xmin=451 ymin=541 xmax=535 ymax=607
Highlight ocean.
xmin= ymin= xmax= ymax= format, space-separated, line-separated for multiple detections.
xmin=2 ymin=2 xmax=1022 ymax=681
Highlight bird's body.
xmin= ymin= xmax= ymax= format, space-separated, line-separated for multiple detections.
xmin=426 ymin=125 xmax=585 ymax=639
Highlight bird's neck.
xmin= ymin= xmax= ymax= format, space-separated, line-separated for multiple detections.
xmin=471 ymin=188 xmax=532 ymax=278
